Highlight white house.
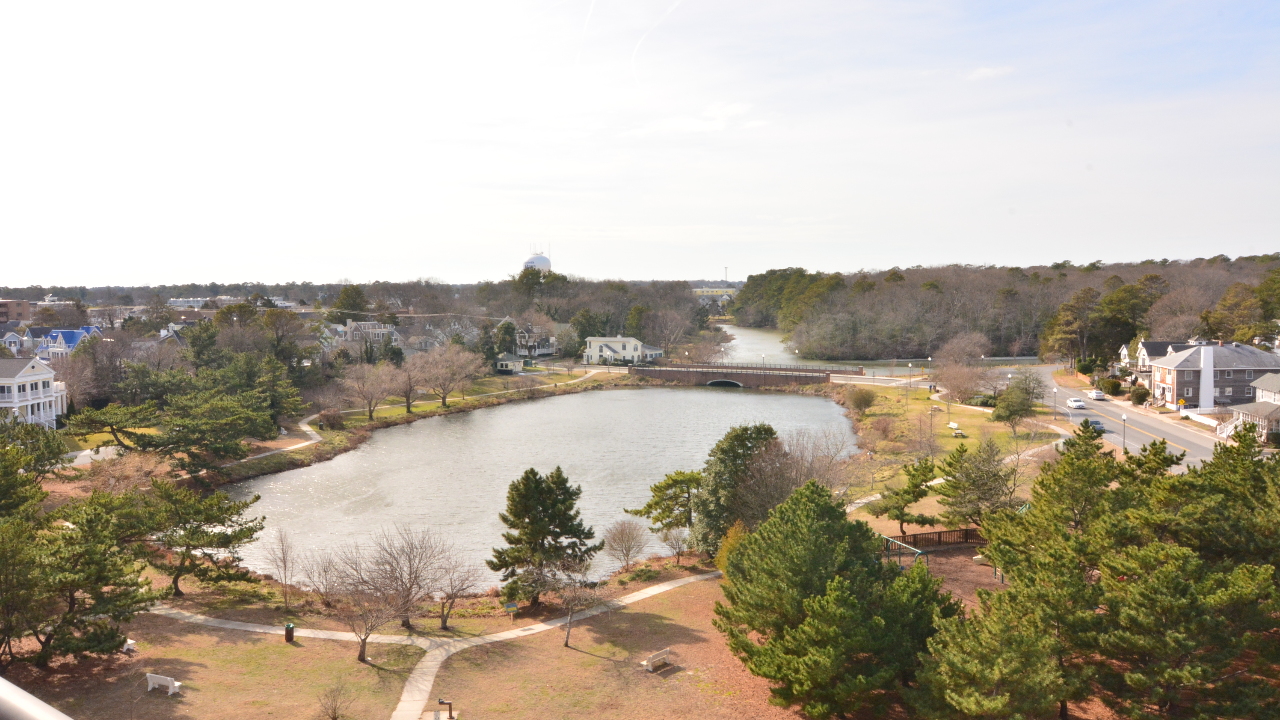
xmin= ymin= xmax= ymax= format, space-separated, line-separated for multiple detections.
xmin=582 ymin=336 xmax=663 ymax=365
xmin=0 ymin=357 xmax=67 ymax=429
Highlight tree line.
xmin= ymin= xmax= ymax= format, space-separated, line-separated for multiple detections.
xmin=729 ymin=255 xmax=1280 ymax=361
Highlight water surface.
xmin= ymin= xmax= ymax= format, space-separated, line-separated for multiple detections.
xmin=234 ymin=387 xmax=856 ymax=579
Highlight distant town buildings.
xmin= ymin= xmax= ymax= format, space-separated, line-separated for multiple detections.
xmin=1148 ymin=341 xmax=1280 ymax=411
xmin=0 ymin=299 xmax=33 ymax=323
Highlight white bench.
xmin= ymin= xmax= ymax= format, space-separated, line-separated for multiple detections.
xmin=146 ymin=674 xmax=182 ymax=695
xmin=640 ymin=648 xmax=672 ymax=673
xmin=947 ymin=422 xmax=959 ymax=430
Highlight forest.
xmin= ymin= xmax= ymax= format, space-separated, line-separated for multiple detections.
xmin=730 ymin=255 xmax=1280 ymax=361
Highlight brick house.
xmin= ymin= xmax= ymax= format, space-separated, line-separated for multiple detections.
xmin=1149 ymin=342 xmax=1280 ymax=411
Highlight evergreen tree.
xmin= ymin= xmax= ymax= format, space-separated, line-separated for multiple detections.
xmin=0 ymin=446 xmax=49 ymax=518
xmin=913 ymin=589 xmax=1065 ymax=720
xmin=142 ymin=390 xmax=277 ymax=478
xmin=0 ymin=517 xmax=45 ymax=672
xmin=181 ymin=320 xmax=226 ymax=370
xmin=716 ymin=482 xmax=957 ymax=717
xmin=488 ymin=467 xmax=601 ymax=605
xmin=253 ymin=357 xmax=306 ymax=422
xmin=991 ymin=384 xmax=1036 ymax=439
xmin=29 ymin=502 xmax=163 ymax=666
xmin=866 ymin=457 xmax=938 ymax=534
xmin=0 ymin=418 xmax=69 ymax=478
xmin=625 ymin=470 xmax=702 ymax=529
xmin=934 ymin=440 xmax=1020 ymax=528
xmin=691 ymin=423 xmax=777 ymax=553
xmin=327 ymin=284 xmax=369 ymax=325
xmin=148 ymin=480 xmax=264 ymax=596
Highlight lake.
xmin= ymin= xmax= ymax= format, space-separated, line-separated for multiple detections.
xmin=233 ymin=387 xmax=857 ymax=579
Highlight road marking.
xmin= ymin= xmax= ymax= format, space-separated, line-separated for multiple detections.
xmin=1071 ymin=405 xmax=1193 ymax=454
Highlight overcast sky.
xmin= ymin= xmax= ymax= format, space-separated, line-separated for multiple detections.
xmin=2 ymin=2 xmax=1277 ymax=287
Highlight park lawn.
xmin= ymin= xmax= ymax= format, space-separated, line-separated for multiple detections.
xmin=432 ymin=578 xmax=812 ymax=720
xmin=61 ymin=427 xmax=160 ymax=453
xmin=12 ymin=613 xmax=422 ymax=720
xmin=1052 ymin=368 xmax=1092 ymax=389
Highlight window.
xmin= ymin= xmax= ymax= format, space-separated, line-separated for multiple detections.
xmin=1225 ymin=370 xmax=1233 ymax=379
xmin=1184 ymin=370 xmax=1193 ymax=380
xmin=41 ymin=380 xmax=49 ymax=389
xmin=17 ymin=384 xmax=24 ymax=393
xmin=1246 ymin=387 xmax=1253 ymax=396
xmin=1225 ymin=387 xmax=1232 ymax=396
xmin=1185 ymin=387 xmax=1193 ymax=397
xmin=1214 ymin=370 xmax=1220 ymax=380
xmin=1247 ymin=370 xmax=1254 ymax=379
xmin=1214 ymin=387 xmax=1220 ymax=396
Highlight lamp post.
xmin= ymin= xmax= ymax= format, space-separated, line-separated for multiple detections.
xmin=1053 ymin=387 xmax=1058 ymax=420
xmin=1122 ymin=413 xmax=1128 ymax=450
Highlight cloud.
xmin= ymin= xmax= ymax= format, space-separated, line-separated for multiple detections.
xmin=622 ymin=103 xmax=752 ymax=136
xmin=966 ymin=66 xmax=1014 ymax=81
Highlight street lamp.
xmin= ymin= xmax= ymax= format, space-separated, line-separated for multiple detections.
xmin=1122 ymin=413 xmax=1128 ymax=450
xmin=1052 ymin=387 xmax=1058 ymax=420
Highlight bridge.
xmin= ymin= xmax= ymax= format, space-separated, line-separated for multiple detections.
xmin=628 ymin=361 xmax=874 ymax=388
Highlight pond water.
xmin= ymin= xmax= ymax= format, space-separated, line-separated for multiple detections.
xmin=721 ymin=325 xmax=916 ymax=375
xmin=233 ymin=387 xmax=857 ymax=580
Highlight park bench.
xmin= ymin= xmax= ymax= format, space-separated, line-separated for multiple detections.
xmin=146 ymin=674 xmax=182 ymax=695
xmin=640 ymin=648 xmax=672 ymax=673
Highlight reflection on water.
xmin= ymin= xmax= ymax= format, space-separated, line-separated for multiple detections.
xmin=233 ymin=387 xmax=857 ymax=579
xmin=721 ymin=325 xmax=917 ymax=375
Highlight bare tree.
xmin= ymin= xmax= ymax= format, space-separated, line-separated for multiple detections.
xmin=394 ymin=353 xmax=432 ymax=413
xmin=730 ymin=429 xmax=853 ymax=528
xmin=658 ymin=527 xmax=689 ymax=565
xmin=684 ymin=338 xmax=728 ymax=364
xmin=332 ymin=546 xmax=404 ymax=662
xmin=436 ymin=545 xmax=484 ymax=630
xmin=648 ymin=309 xmax=690 ymax=352
xmin=934 ymin=363 xmax=989 ymax=404
xmin=264 ymin=528 xmax=298 ymax=611
xmin=341 ymin=362 xmax=397 ymax=420
xmin=423 ymin=344 xmax=487 ymax=408
xmin=557 ymin=560 xmax=601 ymax=648
xmin=302 ymin=551 xmax=344 ymax=608
xmin=317 ymin=677 xmax=357 ymax=720
xmin=602 ymin=519 xmax=649 ymax=571
xmin=369 ymin=525 xmax=445 ymax=629
xmin=935 ymin=332 xmax=992 ymax=367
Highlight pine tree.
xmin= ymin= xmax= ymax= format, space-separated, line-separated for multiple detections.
xmin=0 ymin=446 xmax=48 ymax=519
xmin=29 ymin=502 xmax=163 ymax=666
xmin=488 ymin=467 xmax=601 ymax=605
xmin=913 ymin=589 xmax=1065 ymax=720
xmin=626 ymin=470 xmax=702 ymax=529
xmin=867 ymin=457 xmax=938 ymax=534
xmin=691 ymin=423 xmax=776 ymax=553
xmin=934 ymin=439 xmax=1020 ymax=528
xmin=148 ymin=480 xmax=264 ymax=596
xmin=716 ymin=483 xmax=957 ymax=718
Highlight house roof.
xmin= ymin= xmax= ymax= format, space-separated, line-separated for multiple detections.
xmin=0 ymin=321 xmax=21 ymax=335
xmin=1149 ymin=343 xmax=1280 ymax=371
xmin=585 ymin=336 xmax=642 ymax=344
xmin=26 ymin=326 xmax=53 ymax=339
xmin=496 ymin=352 xmax=521 ymax=362
xmin=1252 ymin=373 xmax=1280 ymax=393
xmin=0 ymin=357 xmax=47 ymax=379
xmin=1138 ymin=341 xmax=1197 ymax=358
xmin=1229 ymin=401 xmax=1280 ymax=420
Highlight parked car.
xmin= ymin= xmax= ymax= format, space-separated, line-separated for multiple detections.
xmin=1066 ymin=397 xmax=1086 ymax=409
xmin=1086 ymin=389 xmax=1106 ymax=400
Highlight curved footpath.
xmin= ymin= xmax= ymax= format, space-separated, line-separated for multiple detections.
xmin=149 ymin=570 xmax=721 ymax=720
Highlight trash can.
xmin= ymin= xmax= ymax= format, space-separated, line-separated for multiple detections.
xmin=284 ymin=623 xmax=295 ymax=642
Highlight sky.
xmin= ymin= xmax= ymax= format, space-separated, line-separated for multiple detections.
xmin=2 ymin=1 xmax=1278 ymax=287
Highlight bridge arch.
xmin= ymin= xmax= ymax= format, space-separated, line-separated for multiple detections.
xmin=706 ymin=379 xmax=743 ymax=388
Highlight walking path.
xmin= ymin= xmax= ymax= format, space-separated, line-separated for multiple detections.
xmin=148 ymin=570 xmax=721 ymax=720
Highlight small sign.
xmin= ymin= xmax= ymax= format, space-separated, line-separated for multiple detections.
xmin=1178 ymin=398 xmax=1186 ymax=406
xmin=503 ymin=602 xmax=518 ymax=614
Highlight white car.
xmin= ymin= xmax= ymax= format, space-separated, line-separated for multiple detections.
xmin=1066 ymin=397 xmax=1086 ymax=409
xmin=1086 ymin=389 xmax=1107 ymax=400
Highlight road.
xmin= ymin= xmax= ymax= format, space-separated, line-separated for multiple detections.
xmin=1032 ymin=366 xmax=1218 ymax=468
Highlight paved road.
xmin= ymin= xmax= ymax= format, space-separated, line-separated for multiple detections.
xmin=1033 ymin=366 xmax=1218 ymax=468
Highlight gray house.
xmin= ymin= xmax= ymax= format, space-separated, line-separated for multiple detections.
xmin=1148 ymin=342 xmax=1280 ymax=411
xmin=1222 ymin=373 xmax=1280 ymax=440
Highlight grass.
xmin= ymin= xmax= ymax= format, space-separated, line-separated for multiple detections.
xmin=431 ymin=577 xmax=806 ymax=720
xmin=62 ymin=428 xmax=159 ymax=453
xmin=12 ymin=613 xmax=423 ymax=720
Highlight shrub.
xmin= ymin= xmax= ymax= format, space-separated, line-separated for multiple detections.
xmin=846 ymin=387 xmax=878 ymax=415
xmin=1076 ymin=360 xmax=1095 ymax=375
xmin=714 ymin=521 xmax=748 ymax=574
xmin=1130 ymin=386 xmax=1151 ymax=405
xmin=318 ymin=408 xmax=345 ymax=430
xmin=970 ymin=394 xmax=997 ymax=407
xmin=1100 ymin=379 xmax=1122 ymax=396
xmin=627 ymin=567 xmax=660 ymax=583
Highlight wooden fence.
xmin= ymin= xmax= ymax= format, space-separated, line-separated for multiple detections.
xmin=883 ymin=527 xmax=984 ymax=550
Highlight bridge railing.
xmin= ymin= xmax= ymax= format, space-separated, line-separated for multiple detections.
xmin=655 ymin=360 xmax=864 ymax=374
